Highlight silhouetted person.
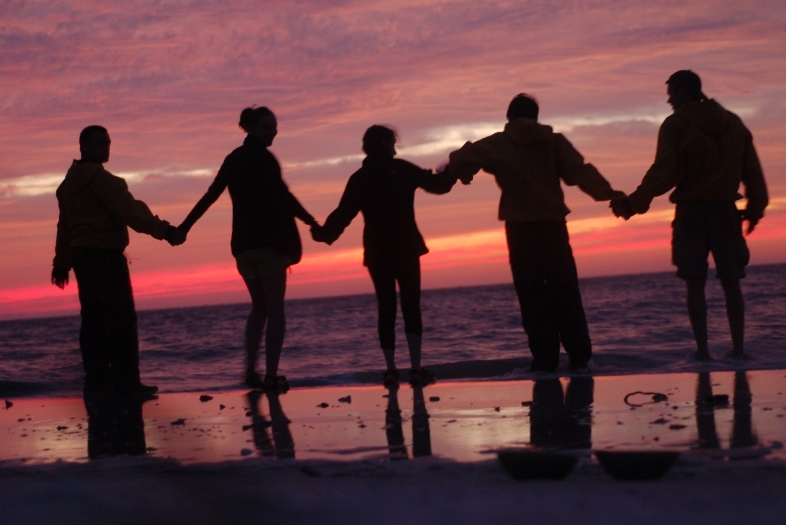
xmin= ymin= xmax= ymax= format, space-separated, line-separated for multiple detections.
xmin=177 ymin=107 xmax=318 ymax=390
xmin=313 ymin=125 xmax=457 ymax=386
xmin=612 ymin=71 xmax=769 ymax=360
xmin=247 ymin=390 xmax=295 ymax=459
xmin=448 ymin=94 xmax=625 ymax=372
xmin=84 ymin=391 xmax=148 ymax=459
xmin=529 ymin=377 xmax=594 ymax=449
xmin=52 ymin=126 xmax=183 ymax=396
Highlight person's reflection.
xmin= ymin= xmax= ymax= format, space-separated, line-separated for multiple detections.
xmin=383 ymin=384 xmax=432 ymax=460
xmin=247 ymin=390 xmax=295 ymax=459
xmin=695 ymin=372 xmax=721 ymax=449
xmin=529 ymin=377 xmax=593 ymax=450
xmin=411 ymin=385 xmax=432 ymax=457
xmin=384 ymin=384 xmax=408 ymax=460
xmin=84 ymin=391 xmax=148 ymax=459
xmin=731 ymin=371 xmax=756 ymax=449
xmin=693 ymin=371 xmax=756 ymax=452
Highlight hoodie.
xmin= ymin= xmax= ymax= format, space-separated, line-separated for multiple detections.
xmin=53 ymin=161 xmax=170 ymax=270
xmin=448 ymin=118 xmax=621 ymax=222
xmin=628 ymin=99 xmax=768 ymax=218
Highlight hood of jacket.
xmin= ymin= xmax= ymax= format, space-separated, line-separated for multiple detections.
xmin=675 ymin=99 xmax=729 ymax=138
xmin=60 ymin=161 xmax=104 ymax=191
xmin=503 ymin=118 xmax=554 ymax=145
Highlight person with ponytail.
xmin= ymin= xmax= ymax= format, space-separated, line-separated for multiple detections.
xmin=312 ymin=125 xmax=457 ymax=386
xmin=178 ymin=107 xmax=318 ymax=390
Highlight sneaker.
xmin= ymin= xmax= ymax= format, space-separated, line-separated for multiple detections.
xmin=382 ymin=369 xmax=400 ymax=387
xmin=263 ymin=374 xmax=290 ymax=393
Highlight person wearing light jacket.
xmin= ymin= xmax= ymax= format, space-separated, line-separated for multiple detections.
xmin=612 ymin=70 xmax=768 ymax=360
xmin=448 ymin=94 xmax=625 ymax=373
xmin=52 ymin=125 xmax=183 ymax=396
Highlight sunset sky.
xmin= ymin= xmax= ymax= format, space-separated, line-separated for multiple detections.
xmin=1 ymin=0 xmax=784 ymax=320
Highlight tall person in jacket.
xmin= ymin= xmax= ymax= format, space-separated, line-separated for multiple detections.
xmin=611 ymin=71 xmax=768 ymax=360
xmin=448 ymin=94 xmax=626 ymax=373
xmin=177 ymin=107 xmax=319 ymax=390
xmin=313 ymin=125 xmax=457 ymax=386
xmin=52 ymin=125 xmax=184 ymax=396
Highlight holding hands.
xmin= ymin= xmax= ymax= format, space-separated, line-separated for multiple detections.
xmin=610 ymin=194 xmax=635 ymax=220
xmin=165 ymin=225 xmax=187 ymax=246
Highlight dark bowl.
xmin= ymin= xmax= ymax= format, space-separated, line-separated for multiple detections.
xmin=497 ymin=450 xmax=579 ymax=480
xmin=594 ymin=451 xmax=680 ymax=480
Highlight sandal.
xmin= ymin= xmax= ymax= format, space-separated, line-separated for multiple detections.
xmin=245 ymin=370 xmax=265 ymax=389
xmin=408 ymin=367 xmax=435 ymax=386
xmin=263 ymin=374 xmax=290 ymax=393
xmin=382 ymin=369 xmax=400 ymax=387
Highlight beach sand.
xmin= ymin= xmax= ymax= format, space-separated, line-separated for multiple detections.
xmin=2 ymin=371 xmax=785 ymax=524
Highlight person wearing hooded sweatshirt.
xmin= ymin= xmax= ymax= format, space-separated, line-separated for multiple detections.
xmin=52 ymin=125 xmax=183 ymax=396
xmin=313 ymin=125 xmax=457 ymax=386
xmin=611 ymin=71 xmax=768 ymax=361
xmin=448 ymin=94 xmax=625 ymax=373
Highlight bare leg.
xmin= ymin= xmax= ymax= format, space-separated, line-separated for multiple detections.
xmin=382 ymin=348 xmax=396 ymax=371
xmin=405 ymin=332 xmax=422 ymax=370
xmin=686 ymin=278 xmax=710 ymax=360
xmin=720 ymin=278 xmax=745 ymax=358
xmin=261 ymin=269 xmax=287 ymax=376
xmin=243 ymin=279 xmax=267 ymax=380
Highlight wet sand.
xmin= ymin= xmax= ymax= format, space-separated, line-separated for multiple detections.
xmin=1 ymin=370 xmax=785 ymax=524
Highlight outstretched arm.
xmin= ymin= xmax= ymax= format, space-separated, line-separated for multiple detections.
xmin=178 ymin=168 xmax=229 ymax=234
xmin=447 ymin=141 xmax=490 ymax=185
xmin=556 ymin=134 xmax=625 ymax=202
xmin=52 ymin=205 xmax=72 ymax=288
xmin=320 ymin=174 xmax=363 ymax=244
xmin=415 ymin=165 xmax=458 ymax=195
xmin=626 ymin=118 xmax=682 ymax=215
xmin=740 ymin=135 xmax=768 ymax=234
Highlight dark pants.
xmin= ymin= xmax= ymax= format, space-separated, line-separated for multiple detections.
xmin=506 ymin=221 xmax=592 ymax=371
xmin=367 ymin=257 xmax=423 ymax=350
xmin=71 ymin=247 xmax=141 ymax=390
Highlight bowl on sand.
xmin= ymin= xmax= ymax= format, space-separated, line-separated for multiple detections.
xmin=594 ymin=451 xmax=680 ymax=480
xmin=497 ymin=450 xmax=579 ymax=480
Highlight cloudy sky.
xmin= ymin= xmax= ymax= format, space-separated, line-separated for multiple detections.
xmin=1 ymin=0 xmax=784 ymax=319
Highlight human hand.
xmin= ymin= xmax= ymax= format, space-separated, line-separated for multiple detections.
xmin=610 ymin=196 xmax=634 ymax=220
xmin=739 ymin=209 xmax=760 ymax=235
xmin=310 ymin=223 xmax=327 ymax=243
xmin=51 ymin=267 xmax=69 ymax=289
xmin=164 ymin=225 xmax=187 ymax=246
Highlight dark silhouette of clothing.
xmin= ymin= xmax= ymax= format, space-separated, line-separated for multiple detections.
xmin=84 ymin=392 xmax=147 ymax=459
xmin=72 ymin=248 xmax=140 ymax=391
xmin=506 ymin=222 xmax=591 ymax=370
xmin=179 ymin=135 xmax=314 ymax=262
xmin=54 ymin=160 xmax=172 ymax=393
xmin=530 ymin=377 xmax=593 ymax=450
xmin=321 ymin=155 xmax=455 ymax=351
xmin=368 ymin=257 xmax=422 ymax=348
xmin=449 ymin=118 xmax=622 ymax=370
xmin=321 ymin=156 xmax=456 ymax=267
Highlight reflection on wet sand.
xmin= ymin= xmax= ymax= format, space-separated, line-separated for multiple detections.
xmin=247 ymin=390 xmax=295 ymax=459
xmin=84 ymin=392 xmax=149 ymax=459
xmin=385 ymin=385 xmax=432 ymax=460
xmin=695 ymin=371 xmax=757 ymax=453
xmin=530 ymin=377 xmax=593 ymax=450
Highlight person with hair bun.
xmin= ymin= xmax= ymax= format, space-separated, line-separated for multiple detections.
xmin=178 ymin=106 xmax=319 ymax=390
xmin=313 ymin=125 xmax=457 ymax=386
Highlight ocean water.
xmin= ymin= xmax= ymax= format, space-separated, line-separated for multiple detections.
xmin=1 ymin=263 xmax=785 ymax=398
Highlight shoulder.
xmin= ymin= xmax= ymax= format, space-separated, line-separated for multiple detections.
xmin=393 ymin=158 xmax=426 ymax=173
xmin=96 ymin=168 xmax=128 ymax=190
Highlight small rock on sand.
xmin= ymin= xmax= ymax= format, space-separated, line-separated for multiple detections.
xmin=171 ymin=419 xmax=186 ymax=426
xmin=219 ymin=404 xmax=226 ymax=410
xmin=317 ymin=402 xmax=329 ymax=408
xmin=4 ymin=400 xmax=12 ymax=409
xmin=429 ymin=396 xmax=440 ymax=402
xmin=199 ymin=395 xmax=214 ymax=403
xmin=240 ymin=448 xmax=253 ymax=456
xmin=521 ymin=401 xmax=533 ymax=407
xmin=338 ymin=396 xmax=351 ymax=404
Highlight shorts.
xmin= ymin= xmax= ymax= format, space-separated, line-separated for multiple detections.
xmin=672 ymin=201 xmax=749 ymax=280
xmin=235 ymin=247 xmax=291 ymax=279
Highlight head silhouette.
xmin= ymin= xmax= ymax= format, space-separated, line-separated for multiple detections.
xmin=239 ymin=106 xmax=277 ymax=147
xmin=79 ymin=125 xmax=111 ymax=163
xmin=507 ymin=94 xmax=539 ymax=122
xmin=666 ymin=70 xmax=707 ymax=110
xmin=362 ymin=125 xmax=398 ymax=158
